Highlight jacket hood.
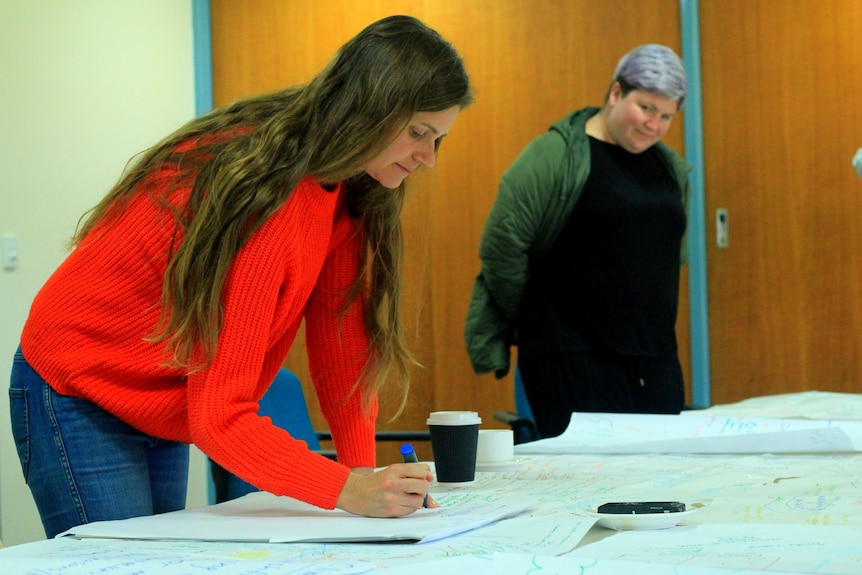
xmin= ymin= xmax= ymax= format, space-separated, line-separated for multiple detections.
xmin=548 ymin=107 xmax=601 ymax=149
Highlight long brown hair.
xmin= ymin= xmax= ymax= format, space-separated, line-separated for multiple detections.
xmin=71 ymin=15 xmax=472 ymax=414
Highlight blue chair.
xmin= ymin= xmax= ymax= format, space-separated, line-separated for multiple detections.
xmin=513 ymin=365 xmax=535 ymax=424
xmin=493 ymin=364 xmax=540 ymax=444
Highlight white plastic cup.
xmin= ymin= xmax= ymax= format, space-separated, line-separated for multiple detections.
xmin=426 ymin=411 xmax=482 ymax=482
xmin=476 ymin=429 xmax=515 ymax=463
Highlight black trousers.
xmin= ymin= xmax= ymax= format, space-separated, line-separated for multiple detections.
xmin=519 ymin=351 xmax=685 ymax=439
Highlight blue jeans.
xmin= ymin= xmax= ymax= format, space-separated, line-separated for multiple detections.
xmin=9 ymin=347 xmax=189 ymax=538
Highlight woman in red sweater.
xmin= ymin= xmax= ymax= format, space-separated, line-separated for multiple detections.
xmin=9 ymin=15 xmax=472 ymax=538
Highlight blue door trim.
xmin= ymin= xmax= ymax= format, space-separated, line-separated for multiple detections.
xmin=192 ymin=0 xmax=216 ymax=503
xmin=680 ymin=0 xmax=712 ymax=407
xmin=192 ymin=0 xmax=213 ymax=117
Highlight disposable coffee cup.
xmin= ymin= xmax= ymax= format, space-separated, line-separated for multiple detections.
xmin=426 ymin=411 xmax=482 ymax=483
xmin=476 ymin=429 xmax=514 ymax=463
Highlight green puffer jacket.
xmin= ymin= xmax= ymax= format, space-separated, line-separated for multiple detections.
xmin=464 ymin=107 xmax=692 ymax=378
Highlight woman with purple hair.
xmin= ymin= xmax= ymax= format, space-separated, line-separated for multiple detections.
xmin=466 ymin=44 xmax=691 ymax=438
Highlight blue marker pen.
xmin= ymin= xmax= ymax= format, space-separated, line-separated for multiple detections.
xmin=400 ymin=443 xmax=429 ymax=508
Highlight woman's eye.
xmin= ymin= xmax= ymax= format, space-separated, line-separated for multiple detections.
xmin=410 ymin=128 xmax=425 ymax=139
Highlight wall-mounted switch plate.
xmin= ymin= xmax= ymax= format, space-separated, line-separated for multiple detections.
xmin=2 ymin=234 xmax=19 ymax=270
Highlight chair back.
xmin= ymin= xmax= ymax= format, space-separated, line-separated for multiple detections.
xmin=513 ymin=365 xmax=535 ymax=424
xmin=492 ymin=364 xmax=541 ymax=445
xmin=258 ymin=368 xmax=321 ymax=450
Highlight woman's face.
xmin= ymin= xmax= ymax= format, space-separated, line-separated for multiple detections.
xmin=365 ymin=106 xmax=461 ymax=189
xmin=605 ymin=83 xmax=679 ymax=154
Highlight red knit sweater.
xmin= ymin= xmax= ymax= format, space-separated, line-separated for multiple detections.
xmin=21 ymin=176 xmax=378 ymax=510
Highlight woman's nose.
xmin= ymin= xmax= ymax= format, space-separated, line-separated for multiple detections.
xmin=414 ymin=139 xmax=436 ymax=167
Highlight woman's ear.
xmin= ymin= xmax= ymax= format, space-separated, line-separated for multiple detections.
xmin=608 ymin=82 xmax=624 ymax=106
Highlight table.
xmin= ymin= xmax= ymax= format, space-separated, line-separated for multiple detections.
xmin=2 ymin=392 xmax=861 ymax=574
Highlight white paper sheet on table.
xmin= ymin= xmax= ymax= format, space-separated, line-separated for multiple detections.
xmin=571 ymin=523 xmax=862 ymax=574
xmin=57 ymin=491 xmax=534 ymax=544
xmin=382 ymin=552 xmax=788 ymax=575
xmin=0 ymin=538 xmax=378 ymax=575
xmin=0 ymin=539 xmax=791 ymax=575
xmin=683 ymin=390 xmax=862 ymax=421
xmin=516 ymin=412 xmax=862 ymax=454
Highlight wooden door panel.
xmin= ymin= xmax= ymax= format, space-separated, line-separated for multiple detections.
xmin=700 ymin=0 xmax=862 ymax=405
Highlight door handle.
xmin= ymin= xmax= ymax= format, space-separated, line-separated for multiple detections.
xmin=716 ymin=208 xmax=729 ymax=249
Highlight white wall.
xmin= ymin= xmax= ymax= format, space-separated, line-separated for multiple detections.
xmin=0 ymin=0 xmax=205 ymax=546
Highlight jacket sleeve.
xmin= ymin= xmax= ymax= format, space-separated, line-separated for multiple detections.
xmin=465 ymin=131 xmax=568 ymax=378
